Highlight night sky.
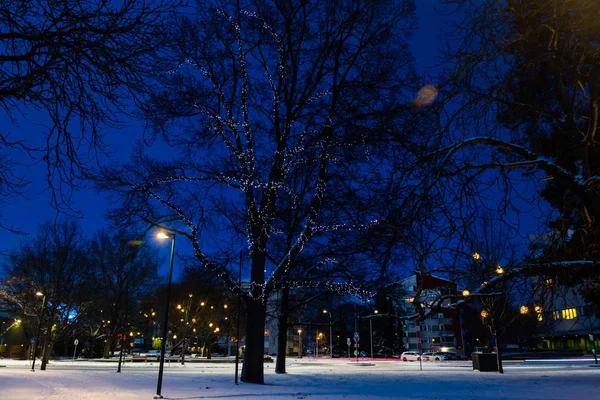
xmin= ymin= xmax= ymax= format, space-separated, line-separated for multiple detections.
xmin=0 ymin=1 xmax=456 ymax=272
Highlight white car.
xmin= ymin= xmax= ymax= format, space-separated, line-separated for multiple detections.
xmin=424 ymin=351 xmax=448 ymax=361
xmin=400 ymin=351 xmax=428 ymax=362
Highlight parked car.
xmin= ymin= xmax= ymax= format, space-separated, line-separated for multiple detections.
xmin=400 ymin=351 xmax=429 ymax=362
xmin=429 ymin=352 xmax=449 ymax=361
xmin=422 ymin=352 xmax=447 ymax=361
xmin=441 ymin=352 xmax=467 ymax=360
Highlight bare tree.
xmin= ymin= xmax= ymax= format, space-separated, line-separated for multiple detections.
xmin=86 ymin=229 xmax=160 ymax=358
xmin=1 ymin=220 xmax=91 ymax=369
xmin=97 ymin=0 xmax=418 ymax=384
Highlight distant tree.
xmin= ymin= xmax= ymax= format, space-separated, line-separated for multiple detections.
xmin=86 ymin=229 xmax=160 ymax=358
xmin=0 ymin=0 xmax=180 ymax=232
xmin=165 ymin=266 xmax=239 ymax=362
xmin=97 ymin=0 xmax=419 ymax=384
xmin=1 ymin=220 xmax=91 ymax=369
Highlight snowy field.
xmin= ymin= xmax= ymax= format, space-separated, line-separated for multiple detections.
xmin=0 ymin=358 xmax=598 ymax=399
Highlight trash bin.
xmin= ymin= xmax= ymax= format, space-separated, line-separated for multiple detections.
xmin=472 ymin=352 xmax=498 ymax=372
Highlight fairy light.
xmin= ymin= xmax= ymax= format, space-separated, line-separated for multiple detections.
xmin=117 ymin=5 xmax=414 ymax=319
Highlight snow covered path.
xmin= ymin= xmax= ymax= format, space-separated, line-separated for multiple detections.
xmin=0 ymin=358 xmax=598 ymax=399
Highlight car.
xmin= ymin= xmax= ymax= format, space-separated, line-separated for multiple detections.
xmin=429 ymin=352 xmax=449 ymax=361
xmin=441 ymin=352 xmax=466 ymax=360
xmin=138 ymin=350 xmax=161 ymax=358
xmin=423 ymin=352 xmax=447 ymax=361
xmin=400 ymin=351 xmax=426 ymax=362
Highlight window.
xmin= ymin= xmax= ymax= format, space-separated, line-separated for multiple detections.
xmin=580 ymin=305 xmax=594 ymax=317
xmin=561 ymin=308 xmax=577 ymax=320
xmin=552 ymin=311 xmax=560 ymax=320
xmin=545 ymin=278 xmax=553 ymax=287
xmin=537 ymin=313 xmax=543 ymax=322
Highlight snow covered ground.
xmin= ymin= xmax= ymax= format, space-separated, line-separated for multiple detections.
xmin=0 ymin=358 xmax=598 ymax=399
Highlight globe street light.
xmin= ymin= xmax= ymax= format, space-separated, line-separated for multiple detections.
xmin=323 ymin=310 xmax=332 ymax=357
xmin=31 ymin=291 xmax=46 ymax=371
xmin=155 ymin=231 xmax=176 ymax=399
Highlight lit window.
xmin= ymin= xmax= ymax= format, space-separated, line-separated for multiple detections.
xmin=561 ymin=308 xmax=577 ymax=320
xmin=552 ymin=311 xmax=560 ymax=320
xmin=537 ymin=313 xmax=543 ymax=321
xmin=405 ymin=297 xmax=414 ymax=303
xmin=545 ymin=279 xmax=553 ymax=287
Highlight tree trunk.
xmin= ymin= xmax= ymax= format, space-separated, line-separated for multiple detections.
xmin=275 ymin=287 xmax=290 ymax=374
xmin=103 ymin=336 xmax=113 ymax=359
xmin=207 ymin=342 xmax=212 ymax=360
xmin=40 ymin=320 xmax=54 ymax=370
xmin=241 ymin=298 xmax=266 ymax=384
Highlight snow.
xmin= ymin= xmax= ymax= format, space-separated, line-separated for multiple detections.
xmin=0 ymin=358 xmax=598 ymax=399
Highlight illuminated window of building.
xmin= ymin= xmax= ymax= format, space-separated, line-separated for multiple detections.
xmin=552 ymin=311 xmax=560 ymax=320
xmin=545 ymin=278 xmax=553 ymax=287
xmin=561 ymin=308 xmax=577 ymax=320
xmin=537 ymin=313 xmax=543 ymax=321
xmin=405 ymin=297 xmax=414 ymax=303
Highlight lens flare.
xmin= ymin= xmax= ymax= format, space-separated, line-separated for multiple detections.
xmin=414 ymin=85 xmax=438 ymax=108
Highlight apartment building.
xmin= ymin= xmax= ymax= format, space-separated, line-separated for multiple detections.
xmin=398 ymin=274 xmax=464 ymax=353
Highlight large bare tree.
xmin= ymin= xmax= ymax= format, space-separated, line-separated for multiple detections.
xmin=97 ymin=0 xmax=419 ymax=384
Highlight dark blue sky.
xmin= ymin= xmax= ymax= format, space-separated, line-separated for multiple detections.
xmin=0 ymin=1 xmax=453 ymax=272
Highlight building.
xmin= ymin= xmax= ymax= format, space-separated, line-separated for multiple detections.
xmin=534 ymin=278 xmax=599 ymax=353
xmin=528 ymin=233 xmax=600 ymax=353
xmin=398 ymin=274 xmax=464 ymax=354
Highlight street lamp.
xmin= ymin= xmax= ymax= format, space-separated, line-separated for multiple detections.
xmin=155 ymin=230 xmax=176 ymax=399
xmin=297 ymin=329 xmax=303 ymax=358
xmin=31 ymin=291 xmax=46 ymax=372
xmin=370 ymin=310 xmax=378 ymax=359
xmin=323 ymin=310 xmax=332 ymax=357
xmin=316 ymin=332 xmax=323 ymax=359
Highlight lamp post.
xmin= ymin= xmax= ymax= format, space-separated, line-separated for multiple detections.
xmin=323 ymin=310 xmax=332 ymax=357
xmin=155 ymin=231 xmax=176 ymax=399
xmin=297 ymin=329 xmax=302 ymax=358
xmin=31 ymin=292 xmax=46 ymax=372
xmin=370 ymin=310 xmax=378 ymax=359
